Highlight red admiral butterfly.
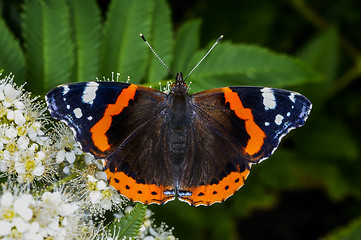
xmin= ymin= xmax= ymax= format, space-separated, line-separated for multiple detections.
xmin=46 ymin=36 xmax=311 ymax=206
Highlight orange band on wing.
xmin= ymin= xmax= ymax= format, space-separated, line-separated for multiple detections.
xmin=105 ymin=168 xmax=175 ymax=205
xmin=179 ymin=164 xmax=251 ymax=206
xmin=90 ymin=84 xmax=137 ymax=152
xmin=223 ymin=87 xmax=266 ymax=155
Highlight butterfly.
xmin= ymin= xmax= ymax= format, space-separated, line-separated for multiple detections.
xmin=46 ymin=35 xmax=311 ymax=206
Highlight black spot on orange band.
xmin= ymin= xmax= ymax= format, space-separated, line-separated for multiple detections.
xmin=178 ymin=163 xmax=252 ymax=206
xmin=105 ymin=168 xmax=175 ymax=205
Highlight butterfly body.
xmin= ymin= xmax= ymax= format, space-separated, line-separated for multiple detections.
xmin=46 ymin=72 xmax=311 ymax=206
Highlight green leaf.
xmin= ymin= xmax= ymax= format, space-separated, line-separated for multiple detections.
xmin=101 ymin=0 xmax=154 ymax=84
xmin=232 ymin=183 xmax=278 ymax=217
xmin=0 ymin=16 xmax=26 ymax=83
xmin=68 ymin=0 xmax=102 ymax=82
xmin=112 ymin=203 xmax=147 ymax=239
xmin=22 ymin=0 xmax=74 ymax=94
xmin=146 ymin=0 xmax=173 ymax=83
xmin=298 ymin=26 xmax=338 ymax=85
xmin=323 ymin=215 xmax=361 ymax=240
xmin=297 ymin=27 xmax=339 ymax=105
xmin=173 ymin=19 xmax=201 ymax=74
xmin=187 ymin=41 xmax=322 ymax=93
xmin=295 ymin=116 xmax=358 ymax=160
xmin=256 ymin=149 xmax=352 ymax=200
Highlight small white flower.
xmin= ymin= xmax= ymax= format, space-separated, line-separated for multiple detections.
xmin=13 ymin=217 xmax=29 ymax=233
xmin=56 ymin=149 xmax=76 ymax=164
xmin=14 ymin=100 xmax=25 ymax=110
xmin=0 ymin=220 xmax=11 ymax=235
xmin=18 ymin=135 xmax=29 ymax=149
xmin=14 ymin=148 xmax=46 ymax=182
xmin=6 ymin=109 xmax=14 ymax=120
xmin=5 ymin=126 xmax=17 ymax=139
xmin=28 ymin=221 xmax=40 ymax=233
xmin=14 ymin=194 xmax=34 ymax=221
xmin=53 ymin=123 xmax=83 ymax=165
xmin=14 ymin=109 xmax=26 ymax=126
xmin=59 ymin=203 xmax=79 ymax=216
xmin=97 ymin=180 xmax=107 ymax=191
xmin=3 ymin=83 xmax=21 ymax=108
xmin=96 ymin=171 xmax=108 ymax=181
xmin=89 ymin=191 xmax=102 ymax=204
xmin=1 ymin=191 xmax=14 ymax=207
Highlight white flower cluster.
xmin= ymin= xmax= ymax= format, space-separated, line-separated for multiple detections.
xmin=53 ymin=123 xmax=83 ymax=166
xmin=83 ymin=154 xmax=123 ymax=213
xmin=0 ymin=189 xmax=82 ymax=240
xmin=0 ymin=74 xmax=51 ymax=183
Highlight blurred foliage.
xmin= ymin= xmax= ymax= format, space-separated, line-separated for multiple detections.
xmin=1 ymin=0 xmax=361 ymax=239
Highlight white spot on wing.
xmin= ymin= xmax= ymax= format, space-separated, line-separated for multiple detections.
xmin=289 ymin=93 xmax=296 ymax=103
xmin=82 ymin=82 xmax=99 ymax=104
xmin=275 ymin=114 xmax=284 ymax=125
xmin=287 ymin=112 xmax=291 ymax=117
xmin=63 ymin=85 xmax=70 ymax=95
xmin=66 ymin=105 xmax=70 ymax=109
xmin=73 ymin=108 xmax=83 ymax=119
xmin=87 ymin=116 xmax=93 ymax=121
xmin=261 ymin=87 xmax=276 ymax=110
xmin=163 ymin=190 xmax=175 ymax=196
xmin=265 ymin=122 xmax=270 ymax=126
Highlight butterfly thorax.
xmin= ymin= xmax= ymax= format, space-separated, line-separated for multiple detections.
xmin=167 ymin=73 xmax=192 ymax=165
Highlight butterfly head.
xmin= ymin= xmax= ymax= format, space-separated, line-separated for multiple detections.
xmin=171 ymin=73 xmax=188 ymax=95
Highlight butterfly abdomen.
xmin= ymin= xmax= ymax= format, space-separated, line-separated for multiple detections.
xmin=167 ymin=89 xmax=193 ymax=165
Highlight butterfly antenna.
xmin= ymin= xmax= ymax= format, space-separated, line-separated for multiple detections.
xmin=184 ymin=35 xmax=223 ymax=81
xmin=140 ymin=34 xmax=175 ymax=79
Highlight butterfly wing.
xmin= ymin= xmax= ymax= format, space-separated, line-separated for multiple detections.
xmin=46 ymin=82 xmax=175 ymax=204
xmin=177 ymin=87 xmax=311 ymax=206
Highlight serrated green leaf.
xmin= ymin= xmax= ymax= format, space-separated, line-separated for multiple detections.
xmin=68 ymin=0 xmax=102 ymax=82
xmin=323 ymin=215 xmax=361 ymax=240
xmin=0 ymin=16 xmax=26 ymax=83
xmin=173 ymin=19 xmax=201 ymax=74
xmin=112 ymin=203 xmax=147 ymax=239
xmin=101 ymin=0 xmax=154 ymax=84
xmin=22 ymin=0 xmax=74 ymax=94
xmin=146 ymin=0 xmax=173 ymax=83
xmin=187 ymin=41 xmax=322 ymax=93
